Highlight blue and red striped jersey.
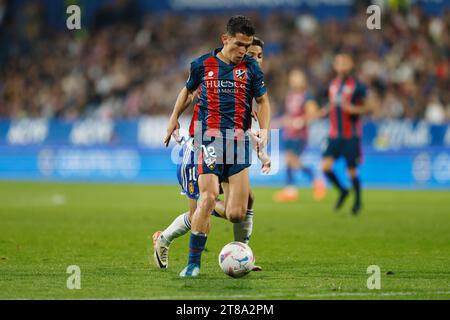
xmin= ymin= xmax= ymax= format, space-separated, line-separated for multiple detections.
xmin=283 ymin=90 xmax=314 ymax=140
xmin=187 ymin=48 xmax=267 ymax=138
xmin=328 ymin=76 xmax=367 ymax=139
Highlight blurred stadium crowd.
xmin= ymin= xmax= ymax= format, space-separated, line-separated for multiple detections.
xmin=0 ymin=1 xmax=449 ymax=123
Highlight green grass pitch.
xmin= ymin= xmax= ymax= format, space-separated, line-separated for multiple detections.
xmin=0 ymin=181 xmax=449 ymax=300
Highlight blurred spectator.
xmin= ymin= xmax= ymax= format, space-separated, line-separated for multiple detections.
xmin=425 ymin=92 xmax=446 ymax=124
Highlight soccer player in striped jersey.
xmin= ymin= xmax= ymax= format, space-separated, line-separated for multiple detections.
xmin=151 ymin=37 xmax=269 ymax=271
xmin=273 ymin=69 xmax=326 ymax=203
xmin=163 ymin=16 xmax=271 ymax=277
xmin=321 ymin=54 xmax=372 ymax=215
xmin=152 ymin=37 xmax=271 ymax=271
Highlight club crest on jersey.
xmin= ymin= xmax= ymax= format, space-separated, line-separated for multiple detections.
xmin=204 ymin=156 xmax=216 ymax=170
xmin=207 ymin=162 xmax=216 ymax=170
xmin=235 ymin=69 xmax=246 ymax=81
xmin=202 ymin=145 xmax=217 ymax=170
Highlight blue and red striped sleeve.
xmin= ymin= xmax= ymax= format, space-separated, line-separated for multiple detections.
xmin=249 ymin=60 xmax=267 ymax=98
xmin=186 ymin=60 xmax=202 ymax=92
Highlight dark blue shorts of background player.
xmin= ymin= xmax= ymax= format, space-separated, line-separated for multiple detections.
xmin=322 ymin=137 xmax=361 ymax=169
xmin=284 ymin=138 xmax=307 ymax=156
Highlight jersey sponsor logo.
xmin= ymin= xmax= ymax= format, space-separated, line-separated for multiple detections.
xmin=205 ymin=79 xmax=246 ymax=89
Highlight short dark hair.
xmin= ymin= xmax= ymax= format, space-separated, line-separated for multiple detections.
xmin=252 ymin=36 xmax=264 ymax=49
xmin=226 ymin=16 xmax=255 ymax=37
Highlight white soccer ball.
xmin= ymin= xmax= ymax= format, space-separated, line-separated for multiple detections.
xmin=218 ymin=241 xmax=255 ymax=278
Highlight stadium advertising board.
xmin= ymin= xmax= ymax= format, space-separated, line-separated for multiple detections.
xmin=0 ymin=118 xmax=449 ymax=188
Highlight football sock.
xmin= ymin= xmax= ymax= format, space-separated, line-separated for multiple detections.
xmin=324 ymin=171 xmax=346 ymax=193
xmin=287 ymin=166 xmax=295 ymax=185
xmin=233 ymin=209 xmax=254 ymax=244
xmin=352 ymin=176 xmax=361 ymax=204
xmin=301 ymin=166 xmax=315 ymax=182
xmin=161 ymin=212 xmax=190 ymax=244
xmin=188 ymin=232 xmax=207 ymax=266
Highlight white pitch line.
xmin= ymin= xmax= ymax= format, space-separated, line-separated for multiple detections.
xmin=112 ymin=291 xmax=450 ymax=300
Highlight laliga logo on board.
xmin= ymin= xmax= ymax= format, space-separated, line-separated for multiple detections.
xmin=235 ymin=69 xmax=246 ymax=80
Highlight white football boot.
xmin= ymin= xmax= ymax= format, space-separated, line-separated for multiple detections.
xmin=152 ymin=231 xmax=169 ymax=269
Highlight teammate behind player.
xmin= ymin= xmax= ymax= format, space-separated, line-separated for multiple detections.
xmin=273 ymin=69 xmax=326 ymax=202
xmin=246 ymin=36 xmax=264 ymax=65
xmin=321 ymin=53 xmax=372 ymax=215
xmin=164 ymin=16 xmax=271 ymax=277
xmin=151 ymin=37 xmax=268 ymax=270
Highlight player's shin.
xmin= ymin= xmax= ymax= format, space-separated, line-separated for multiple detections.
xmin=324 ymin=170 xmax=346 ymax=193
xmin=352 ymin=176 xmax=361 ymax=202
xmin=301 ymin=166 xmax=315 ymax=182
xmin=351 ymin=176 xmax=362 ymax=214
xmin=188 ymin=231 xmax=208 ymax=266
xmin=233 ymin=209 xmax=254 ymax=243
xmin=161 ymin=212 xmax=191 ymax=244
xmin=212 ymin=200 xmax=226 ymax=219
xmin=185 ymin=196 xmax=214 ymax=270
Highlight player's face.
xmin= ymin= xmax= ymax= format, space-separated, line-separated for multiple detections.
xmin=246 ymin=45 xmax=263 ymax=66
xmin=223 ymin=33 xmax=253 ymax=64
xmin=334 ymin=55 xmax=354 ymax=76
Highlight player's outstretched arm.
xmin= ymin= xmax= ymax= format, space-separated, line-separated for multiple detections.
xmin=164 ymin=87 xmax=194 ymax=146
xmin=255 ymin=93 xmax=271 ymax=149
xmin=248 ymin=130 xmax=271 ymax=174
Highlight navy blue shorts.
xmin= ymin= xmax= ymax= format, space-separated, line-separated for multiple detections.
xmin=322 ymin=137 xmax=362 ymax=168
xmin=284 ymin=138 xmax=307 ymax=156
xmin=195 ymin=136 xmax=251 ymax=180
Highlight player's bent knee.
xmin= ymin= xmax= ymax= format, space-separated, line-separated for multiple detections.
xmin=227 ymin=207 xmax=247 ymax=223
xmin=198 ymin=192 xmax=218 ymax=213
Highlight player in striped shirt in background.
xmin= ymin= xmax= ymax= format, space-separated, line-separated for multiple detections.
xmin=321 ymin=54 xmax=373 ymax=215
xmin=273 ymin=69 xmax=326 ymax=203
